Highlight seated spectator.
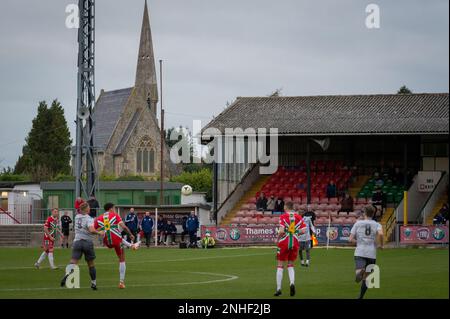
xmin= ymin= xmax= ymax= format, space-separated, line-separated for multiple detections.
xmin=157 ymin=216 xmax=168 ymax=244
xmin=256 ymin=192 xmax=268 ymax=211
xmin=439 ymin=203 xmax=449 ymax=220
xmin=273 ymin=197 xmax=285 ymax=213
xmin=165 ymin=220 xmax=177 ymax=245
xmin=434 ymin=203 xmax=449 ymax=225
xmin=339 ymin=193 xmax=354 ymax=214
xmin=375 ymin=177 xmax=384 ymax=188
xmin=326 ymin=181 xmax=337 ymax=199
xmin=267 ymin=195 xmax=276 ymax=212
xmin=296 ymin=183 xmax=305 ymax=190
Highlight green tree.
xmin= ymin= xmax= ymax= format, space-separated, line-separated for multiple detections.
xmin=398 ymin=86 xmax=412 ymax=94
xmin=171 ymin=168 xmax=212 ymax=201
xmin=14 ymin=100 xmax=72 ymax=181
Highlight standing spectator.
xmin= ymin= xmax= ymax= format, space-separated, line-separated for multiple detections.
xmin=60 ymin=212 xmax=72 ymax=248
xmin=180 ymin=215 xmax=189 ymax=242
xmin=339 ymin=193 xmax=354 ymax=214
xmin=140 ymin=212 xmax=154 ymax=247
xmin=86 ymin=196 xmax=100 ymax=218
xmin=165 ymin=220 xmax=177 ymax=245
xmin=157 ymin=216 xmax=168 ymax=244
xmin=274 ymin=197 xmax=285 ymax=213
xmin=186 ymin=211 xmax=199 ymax=248
xmin=256 ymin=193 xmax=268 ymax=211
xmin=326 ymin=181 xmax=337 ymax=199
xmin=267 ymin=196 xmax=276 ymax=212
xmin=125 ymin=208 xmax=139 ymax=243
xmin=74 ymin=197 xmax=84 ymax=214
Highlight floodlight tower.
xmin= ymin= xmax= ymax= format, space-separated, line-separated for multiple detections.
xmin=74 ymin=0 xmax=97 ymax=199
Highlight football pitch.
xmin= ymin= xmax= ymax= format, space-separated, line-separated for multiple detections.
xmin=0 ymin=247 xmax=448 ymax=299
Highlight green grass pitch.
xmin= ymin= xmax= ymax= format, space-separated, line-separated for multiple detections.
xmin=0 ymin=247 xmax=447 ymax=299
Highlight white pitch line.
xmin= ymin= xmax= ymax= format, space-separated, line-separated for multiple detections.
xmin=0 ymin=252 xmax=273 ymax=271
xmin=0 ymin=271 xmax=239 ymax=292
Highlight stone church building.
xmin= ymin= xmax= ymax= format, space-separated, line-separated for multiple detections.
xmin=91 ymin=1 xmax=176 ymax=179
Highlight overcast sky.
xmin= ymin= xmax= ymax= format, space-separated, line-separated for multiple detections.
xmin=0 ymin=0 xmax=448 ymax=169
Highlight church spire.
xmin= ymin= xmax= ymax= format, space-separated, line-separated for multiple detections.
xmin=135 ymin=0 xmax=158 ymax=114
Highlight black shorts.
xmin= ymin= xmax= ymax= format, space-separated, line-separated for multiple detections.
xmin=354 ymin=256 xmax=376 ymax=270
xmin=299 ymin=241 xmax=311 ymax=250
xmin=72 ymin=240 xmax=96 ymax=261
xmin=62 ymin=228 xmax=70 ymax=237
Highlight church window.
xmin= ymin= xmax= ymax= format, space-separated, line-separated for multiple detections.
xmin=136 ymin=137 xmax=155 ymax=174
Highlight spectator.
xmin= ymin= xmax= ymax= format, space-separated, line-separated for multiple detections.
xmin=186 ymin=211 xmax=199 ymax=248
xmin=441 ymin=203 xmax=449 ymax=220
xmin=339 ymin=193 xmax=354 ymax=214
xmin=74 ymin=197 xmax=84 ymax=214
xmin=326 ymin=181 xmax=337 ymax=199
xmin=256 ymin=192 xmax=268 ymax=211
xmin=157 ymin=216 xmax=168 ymax=244
xmin=60 ymin=212 xmax=72 ymax=248
xmin=433 ymin=212 xmax=447 ymax=225
xmin=125 ymin=208 xmax=139 ymax=243
xmin=273 ymin=197 xmax=285 ymax=213
xmin=436 ymin=203 xmax=449 ymax=222
xmin=266 ymin=196 xmax=276 ymax=212
xmin=180 ymin=215 xmax=189 ymax=242
xmin=86 ymin=196 xmax=100 ymax=218
xmin=165 ymin=220 xmax=177 ymax=245
xmin=140 ymin=212 xmax=154 ymax=247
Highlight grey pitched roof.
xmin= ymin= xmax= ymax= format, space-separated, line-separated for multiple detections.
xmin=93 ymin=88 xmax=133 ymax=150
xmin=41 ymin=181 xmax=183 ymax=191
xmin=203 ymin=93 xmax=449 ymax=137
xmin=114 ymin=109 xmax=142 ymax=155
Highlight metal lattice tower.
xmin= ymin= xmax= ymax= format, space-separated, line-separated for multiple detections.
xmin=75 ymin=0 xmax=97 ymax=198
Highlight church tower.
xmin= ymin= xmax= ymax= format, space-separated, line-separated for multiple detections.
xmin=135 ymin=0 xmax=158 ymax=117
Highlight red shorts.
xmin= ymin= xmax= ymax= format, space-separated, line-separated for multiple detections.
xmin=106 ymin=243 xmax=125 ymax=261
xmin=277 ymin=247 xmax=298 ymax=262
xmin=42 ymin=239 xmax=54 ymax=253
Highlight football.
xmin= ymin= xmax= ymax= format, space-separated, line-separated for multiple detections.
xmin=181 ymin=184 xmax=193 ymax=196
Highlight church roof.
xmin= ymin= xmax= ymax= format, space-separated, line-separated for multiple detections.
xmin=202 ymin=93 xmax=449 ymax=137
xmin=114 ymin=109 xmax=142 ymax=155
xmin=93 ymin=87 xmax=133 ymax=150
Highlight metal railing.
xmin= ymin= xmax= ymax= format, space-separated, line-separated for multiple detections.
xmin=0 ymin=208 xmax=23 ymax=224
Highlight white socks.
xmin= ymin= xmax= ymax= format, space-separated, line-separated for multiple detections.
xmin=36 ymin=252 xmax=47 ymax=265
xmin=276 ymin=267 xmax=283 ymax=291
xmin=287 ymin=265 xmax=295 ymax=285
xmin=119 ymin=262 xmax=126 ymax=282
xmin=48 ymin=253 xmax=55 ymax=268
xmin=122 ymin=238 xmax=132 ymax=248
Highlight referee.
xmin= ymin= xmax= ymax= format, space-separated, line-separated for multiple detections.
xmin=60 ymin=212 xmax=72 ymax=248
